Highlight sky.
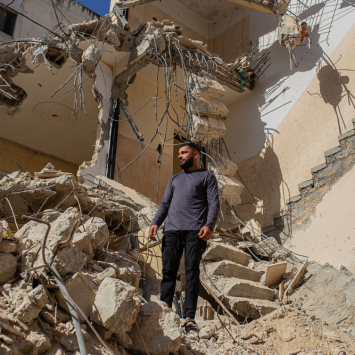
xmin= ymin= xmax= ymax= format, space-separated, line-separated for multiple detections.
xmin=75 ymin=0 xmax=111 ymax=16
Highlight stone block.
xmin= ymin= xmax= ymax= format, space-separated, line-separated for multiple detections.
xmin=189 ymin=74 xmax=226 ymax=99
xmin=338 ymin=129 xmax=355 ymax=141
xmin=203 ymin=242 xmax=251 ymax=266
xmin=286 ymin=195 xmax=301 ymax=204
xmin=15 ymin=285 xmax=48 ymax=323
xmin=216 ymin=175 xmax=244 ymax=205
xmin=190 ymin=115 xmax=226 ymax=145
xmin=116 ymin=259 xmax=142 ymax=288
xmin=222 ymin=296 xmax=279 ymax=319
xmin=311 ymin=162 xmax=327 ymax=174
xmin=56 ymin=272 xmax=97 ymax=322
xmin=90 ymin=278 xmax=140 ymax=334
xmin=0 ymin=253 xmax=17 ymax=284
xmin=214 ymin=277 xmax=274 ymax=300
xmin=324 ymin=146 xmax=341 ymax=157
xmin=205 ymin=260 xmax=263 ymax=282
xmin=208 ymin=156 xmax=238 ymax=176
xmin=191 ymin=94 xmax=229 ymax=119
xmin=129 ymin=301 xmax=181 ymax=355
xmin=298 ymin=179 xmax=313 ymax=190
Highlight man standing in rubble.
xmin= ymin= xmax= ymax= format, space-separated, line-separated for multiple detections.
xmin=149 ymin=142 xmax=219 ymax=334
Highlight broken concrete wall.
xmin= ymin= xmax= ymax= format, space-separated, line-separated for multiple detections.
xmin=2 ymin=0 xmax=99 ymax=41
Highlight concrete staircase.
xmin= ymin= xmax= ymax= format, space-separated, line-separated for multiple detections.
xmin=262 ymin=119 xmax=355 ymax=242
xmin=200 ymin=241 xmax=279 ymax=320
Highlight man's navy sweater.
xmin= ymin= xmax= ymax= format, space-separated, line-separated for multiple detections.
xmin=151 ymin=168 xmax=220 ymax=232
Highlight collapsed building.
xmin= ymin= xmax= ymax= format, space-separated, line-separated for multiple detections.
xmin=0 ymin=0 xmax=355 ymax=354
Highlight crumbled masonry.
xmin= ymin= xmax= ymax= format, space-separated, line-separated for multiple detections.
xmin=0 ymin=164 xmax=355 ymax=355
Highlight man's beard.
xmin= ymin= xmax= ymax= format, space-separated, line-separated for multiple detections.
xmin=180 ymin=156 xmax=194 ymax=170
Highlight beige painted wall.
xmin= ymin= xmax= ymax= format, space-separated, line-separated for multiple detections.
xmin=233 ymin=22 xmax=355 ymax=228
xmin=0 ymin=137 xmax=78 ymax=176
xmin=285 ymin=163 xmax=355 ymax=268
xmin=116 ymin=73 xmax=186 ymax=203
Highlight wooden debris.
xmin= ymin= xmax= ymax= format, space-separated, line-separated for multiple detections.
xmin=285 ymin=260 xmax=308 ymax=296
xmin=264 ymin=261 xmax=287 ymax=287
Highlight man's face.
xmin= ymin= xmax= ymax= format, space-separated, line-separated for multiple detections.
xmin=178 ymin=146 xmax=195 ymax=170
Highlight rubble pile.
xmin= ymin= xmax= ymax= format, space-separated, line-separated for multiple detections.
xmin=0 ymin=164 xmax=182 ymax=355
xmin=183 ymin=303 xmax=355 ymax=355
xmin=1 ymin=164 xmax=355 ymax=355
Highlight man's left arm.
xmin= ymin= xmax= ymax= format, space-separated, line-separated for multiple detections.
xmin=199 ymin=173 xmax=220 ymax=241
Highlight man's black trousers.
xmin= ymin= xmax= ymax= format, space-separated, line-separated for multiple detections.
xmin=161 ymin=230 xmax=206 ymax=319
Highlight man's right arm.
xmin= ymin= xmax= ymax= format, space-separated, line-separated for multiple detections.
xmin=149 ymin=177 xmax=174 ymax=240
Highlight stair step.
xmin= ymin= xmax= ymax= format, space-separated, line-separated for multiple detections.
xmin=222 ymin=296 xmax=279 ymax=319
xmin=214 ymin=277 xmax=275 ymax=301
xmin=203 ymin=242 xmax=251 ymax=266
xmin=205 ymin=260 xmax=263 ymax=282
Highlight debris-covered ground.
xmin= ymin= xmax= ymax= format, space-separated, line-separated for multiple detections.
xmin=0 ymin=164 xmax=355 ymax=355
xmin=183 ymin=304 xmax=355 ymax=355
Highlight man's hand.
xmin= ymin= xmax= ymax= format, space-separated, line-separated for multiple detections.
xmin=149 ymin=224 xmax=158 ymax=241
xmin=198 ymin=226 xmax=212 ymax=241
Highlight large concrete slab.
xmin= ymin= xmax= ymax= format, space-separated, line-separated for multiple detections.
xmin=214 ymin=277 xmax=275 ymax=301
xmin=203 ymin=242 xmax=251 ymax=266
xmin=205 ymin=260 xmax=263 ymax=282
xmin=222 ymin=296 xmax=279 ymax=319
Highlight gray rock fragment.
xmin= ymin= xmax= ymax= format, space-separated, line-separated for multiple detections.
xmin=90 ymin=277 xmax=141 ymax=334
xmin=129 ymin=301 xmax=181 ymax=355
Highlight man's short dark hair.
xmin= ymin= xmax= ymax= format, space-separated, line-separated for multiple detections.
xmin=180 ymin=141 xmax=201 ymax=153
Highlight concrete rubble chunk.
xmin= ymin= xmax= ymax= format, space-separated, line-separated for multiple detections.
xmin=214 ymin=277 xmax=275 ymax=300
xmin=82 ymin=44 xmax=101 ymax=73
xmin=27 ymin=323 xmax=51 ymax=354
xmin=15 ymin=285 xmax=48 ymax=323
xmin=252 ymin=237 xmax=280 ymax=258
xmin=203 ymin=242 xmax=251 ymax=266
xmin=205 ymin=260 xmax=263 ymax=282
xmin=208 ymin=156 xmax=238 ymax=177
xmin=190 ymin=115 xmax=226 ymax=145
xmin=129 ymin=301 xmax=181 ymax=355
xmin=79 ymin=216 xmax=109 ymax=250
xmin=189 ymin=74 xmax=226 ymax=99
xmin=90 ymin=277 xmax=141 ymax=334
xmin=0 ymin=253 xmax=17 ymax=284
xmin=216 ymin=174 xmax=244 ymax=205
xmin=190 ymin=94 xmax=229 ymax=119
xmin=222 ymin=296 xmax=279 ymax=319
xmin=0 ymin=240 xmax=17 ymax=254
xmin=199 ymin=325 xmax=215 ymax=339
xmin=115 ymin=258 xmax=142 ymax=288
xmin=72 ymin=231 xmax=94 ymax=255
xmin=56 ymin=272 xmax=97 ymax=322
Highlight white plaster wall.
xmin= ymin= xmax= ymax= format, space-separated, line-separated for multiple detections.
xmin=0 ymin=0 xmax=99 ymax=41
xmin=285 ymin=163 xmax=355 ymax=268
xmin=81 ymin=62 xmax=113 ymax=182
xmin=222 ymin=1 xmax=355 ymax=162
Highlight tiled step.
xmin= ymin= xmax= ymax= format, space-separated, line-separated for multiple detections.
xmin=203 ymin=242 xmax=251 ymax=266
xmin=222 ymin=296 xmax=279 ymax=319
xmin=204 ymin=260 xmax=263 ymax=283
xmin=213 ymin=277 xmax=275 ymax=301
